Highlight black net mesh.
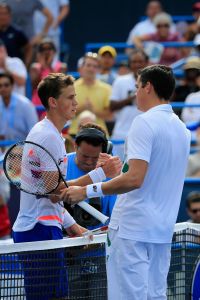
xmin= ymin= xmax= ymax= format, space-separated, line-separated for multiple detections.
xmin=167 ymin=228 xmax=200 ymax=300
xmin=0 ymin=241 xmax=107 ymax=300
xmin=1 ymin=226 xmax=200 ymax=299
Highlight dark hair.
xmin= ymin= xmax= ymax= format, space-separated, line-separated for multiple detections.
xmin=0 ymin=3 xmax=11 ymax=13
xmin=37 ymin=73 xmax=75 ymax=109
xmin=186 ymin=192 xmax=200 ymax=209
xmin=0 ymin=73 xmax=14 ymax=85
xmin=75 ymin=123 xmax=108 ymax=152
xmin=128 ymin=49 xmax=149 ymax=64
xmin=138 ymin=65 xmax=175 ymax=100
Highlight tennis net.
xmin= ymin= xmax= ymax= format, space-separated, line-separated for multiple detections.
xmin=0 ymin=234 xmax=107 ymax=300
xmin=1 ymin=223 xmax=200 ymax=299
xmin=167 ymin=222 xmax=200 ymax=300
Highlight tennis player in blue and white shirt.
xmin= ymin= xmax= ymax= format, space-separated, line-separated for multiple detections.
xmin=62 ymin=65 xmax=191 ymax=300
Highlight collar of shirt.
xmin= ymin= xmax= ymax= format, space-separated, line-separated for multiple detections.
xmin=44 ymin=117 xmax=64 ymax=141
xmin=148 ymin=103 xmax=173 ymax=113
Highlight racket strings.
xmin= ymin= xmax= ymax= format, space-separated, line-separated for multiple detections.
xmin=5 ymin=143 xmax=60 ymax=195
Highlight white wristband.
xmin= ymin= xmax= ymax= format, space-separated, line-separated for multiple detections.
xmin=86 ymin=182 xmax=104 ymax=198
xmin=88 ymin=167 xmax=106 ymax=183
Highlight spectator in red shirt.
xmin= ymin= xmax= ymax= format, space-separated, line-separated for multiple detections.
xmin=0 ymin=169 xmax=11 ymax=240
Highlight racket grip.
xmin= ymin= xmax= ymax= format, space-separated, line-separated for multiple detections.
xmin=77 ymin=201 xmax=109 ymax=224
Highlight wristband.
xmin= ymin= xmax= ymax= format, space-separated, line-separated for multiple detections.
xmin=86 ymin=182 xmax=104 ymax=198
xmin=88 ymin=167 xmax=106 ymax=183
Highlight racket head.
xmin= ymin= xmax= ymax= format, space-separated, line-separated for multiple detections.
xmin=3 ymin=141 xmax=61 ymax=196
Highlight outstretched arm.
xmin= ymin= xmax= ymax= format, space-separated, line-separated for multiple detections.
xmin=61 ymin=159 xmax=148 ymax=203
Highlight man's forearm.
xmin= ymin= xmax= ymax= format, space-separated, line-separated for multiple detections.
xmin=68 ymin=174 xmax=93 ymax=187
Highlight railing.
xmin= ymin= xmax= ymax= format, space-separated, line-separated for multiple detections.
xmin=139 ymin=15 xmax=195 ymax=22
xmin=85 ymin=41 xmax=195 ymax=52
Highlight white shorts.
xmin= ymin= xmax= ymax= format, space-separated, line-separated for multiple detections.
xmin=107 ymin=229 xmax=171 ymax=300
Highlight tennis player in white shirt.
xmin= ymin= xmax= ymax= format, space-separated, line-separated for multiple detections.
xmin=61 ymin=65 xmax=191 ymax=300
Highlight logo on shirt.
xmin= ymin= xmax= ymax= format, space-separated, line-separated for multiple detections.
xmin=58 ymin=156 xmax=67 ymax=166
xmin=93 ymin=185 xmax=97 ymax=192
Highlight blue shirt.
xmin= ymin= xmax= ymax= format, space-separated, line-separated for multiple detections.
xmin=0 ymin=92 xmax=38 ymax=141
xmin=66 ymin=152 xmax=117 ymax=229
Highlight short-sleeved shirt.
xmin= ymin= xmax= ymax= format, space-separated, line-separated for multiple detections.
xmin=34 ymin=0 xmax=69 ymax=37
xmin=110 ymin=104 xmax=191 ymax=243
xmin=6 ymin=0 xmax=44 ymax=38
xmin=0 ymin=56 xmax=27 ymax=95
xmin=13 ymin=118 xmax=75 ymax=232
xmin=0 ymin=26 xmax=28 ymax=59
xmin=111 ymin=73 xmax=140 ymax=139
xmin=69 ymin=78 xmax=111 ymax=136
xmin=127 ymin=19 xmax=156 ymax=44
xmin=182 ymin=91 xmax=200 ymax=124
xmin=0 ymin=92 xmax=38 ymax=141
xmin=126 ymin=18 xmax=177 ymax=45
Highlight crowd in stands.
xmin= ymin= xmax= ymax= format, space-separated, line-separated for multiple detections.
xmin=0 ymin=0 xmax=200 ymax=239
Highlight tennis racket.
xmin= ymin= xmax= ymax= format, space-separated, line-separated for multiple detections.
xmin=3 ymin=141 xmax=109 ymax=224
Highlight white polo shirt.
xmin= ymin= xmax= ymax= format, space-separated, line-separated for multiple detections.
xmin=13 ymin=118 xmax=75 ymax=232
xmin=111 ymin=74 xmax=140 ymax=139
xmin=110 ymin=104 xmax=191 ymax=243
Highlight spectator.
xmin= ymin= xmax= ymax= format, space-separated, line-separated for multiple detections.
xmin=116 ymin=60 xmax=130 ymax=76
xmin=194 ymin=33 xmax=200 ymax=55
xmin=66 ymin=123 xmax=116 ymax=229
xmin=69 ymin=52 xmax=111 ymax=137
xmin=110 ymin=49 xmax=149 ymax=158
xmin=0 ymin=39 xmax=27 ymax=95
xmin=78 ymin=110 xmax=97 ymax=128
xmin=5 ymin=0 xmax=53 ymax=47
xmin=186 ymin=127 xmax=200 ymax=177
xmin=172 ymin=56 xmax=200 ymax=118
xmin=30 ymin=38 xmax=67 ymax=109
xmin=187 ymin=2 xmax=200 ymax=37
xmin=186 ymin=192 xmax=200 ymax=223
xmin=34 ymin=0 xmax=70 ymax=57
xmin=0 ymin=169 xmax=11 ymax=240
xmin=0 ymin=3 xmax=31 ymax=65
xmin=0 ymin=73 xmax=38 ymax=141
xmin=126 ymin=0 xmax=163 ymax=44
xmin=181 ymin=65 xmax=200 ymax=124
xmin=97 ymin=45 xmax=117 ymax=85
xmin=133 ymin=12 xmax=181 ymax=65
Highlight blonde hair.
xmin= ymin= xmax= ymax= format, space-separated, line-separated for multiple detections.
xmin=153 ymin=12 xmax=172 ymax=26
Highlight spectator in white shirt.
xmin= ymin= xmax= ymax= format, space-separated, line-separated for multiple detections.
xmin=34 ymin=0 xmax=70 ymax=56
xmin=126 ymin=0 xmax=163 ymax=45
xmin=181 ymin=68 xmax=200 ymax=124
xmin=0 ymin=39 xmax=27 ymax=96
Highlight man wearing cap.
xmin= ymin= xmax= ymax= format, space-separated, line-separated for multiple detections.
xmin=97 ymin=45 xmax=117 ymax=85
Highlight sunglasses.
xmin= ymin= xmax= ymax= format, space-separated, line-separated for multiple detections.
xmin=157 ymin=23 xmax=170 ymax=28
xmin=85 ymin=52 xmax=98 ymax=59
xmin=190 ymin=208 xmax=200 ymax=214
xmin=0 ymin=83 xmax=11 ymax=88
xmin=39 ymin=47 xmax=54 ymax=52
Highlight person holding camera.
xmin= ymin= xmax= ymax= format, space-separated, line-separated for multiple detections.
xmin=65 ymin=123 xmax=116 ymax=230
xmin=65 ymin=123 xmax=116 ymax=298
